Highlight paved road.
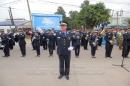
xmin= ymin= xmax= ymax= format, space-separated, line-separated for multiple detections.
xmin=0 ymin=43 xmax=130 ymax=86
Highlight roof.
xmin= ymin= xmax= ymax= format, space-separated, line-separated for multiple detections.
xmin=0 ymin=19 xmax=30 ymax=26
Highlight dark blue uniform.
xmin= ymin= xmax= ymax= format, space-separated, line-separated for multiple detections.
xmin=18 ymin=33 xmax=26 ymax=57
xmin=52 ymin=32 xmax=57 ymax=50
xmin=8 ymin=33 xmax=15 ymax=50
xmin=73 ymin=33 xmax=81 ymax=57
xmin=1 ymin=34 xmax=10 ymax=57
xmin=105 ymin=32 xmax=114 ymax=58
xmin=122 ymin=32 xmax=130 ymax=58
xmin=82 ymin=32 xmax=89 ymax=50
xmin=98 ymin=34 xmax=103 ymax=46
xmin=71 ymin=32 xmax=76 ymax=47
xmin=89 ymin=34 xmax=98 ymax=58
xmin=40 ymin=33 xmax=47 ymax=50
xmin=14 ymin=33 xmax=19 ymax=43
xmin=57 ymin=31 xmax=72 ymax=77
xmin=32 ymin=34 xmax=41 ymax=56
xmin=47 ymin=33 xmax=55 ymax=56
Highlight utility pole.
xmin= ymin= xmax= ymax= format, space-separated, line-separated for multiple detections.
xmin=9 ymin=7 xmax=15 ymax=26
xmin=26 ymin=0 xmax=33 ymax=31
xmin=116 ymin=10 xmax=123 ymax=29
xmin=116 ymin=11 xmax=119 ymax=29
xmin=8 ymin=7 xmax=15 ymax=32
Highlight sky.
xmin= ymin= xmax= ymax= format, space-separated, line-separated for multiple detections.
xmin=0 ymin=0 xmax=130 ymax=21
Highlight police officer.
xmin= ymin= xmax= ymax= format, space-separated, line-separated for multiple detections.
xmin=57 ymin=23 xmax=72 ymax=80
xmin=18 ymin=32 xmax=26 ymax=57
xmin=73 ymin=30 xmax=81 ymax=57
xmin=51 ymin=29 xmax=57 ymax=50
xmin=8 ymin=32 xmax=15 ymax=50
xmin=40 ymin=30 xmax=47 ymax=50
xmin=122 ymin=29 xmax=130 ymax=58
xmin=14 ymin=33 xmax=19 ymax=43
xmin=89 ymin=31 xmax=98 ymax=58
xmin=98 ymin=33 xmax=103 ymax=47
xmin=104 ymin=29 xmax=114 ymax=58
xmin=1 ymin=33 xmax=10 ymax=57
xmin=32 ymin=32 xmax=41 ymax=56
xmin=82 ymin=32 xmax=89 ymax=50
xmin=31 ymin=32 xmax=36 ymax=50
xmin=47 ymin=30 xmax=55 ymax=56
xmin=71 ymin=29 xmax=76 ymax=47
xmin=117 ymin=29 xmax=123 ymax=50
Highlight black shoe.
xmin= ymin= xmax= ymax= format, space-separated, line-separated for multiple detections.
xmin=105 ymin=56 xmax=108 ymax=58
xmin=3 ymin=55 xmax=9 ymax=57
xmin=124 ymin=56 xmax=129 ymax=58
xmin=21 ymin=55 xmax=26 ymax=57
xmin=49 ymin=54 xmax=53 ymax=57
xmin=75 ymin=55 xmax=79 ymax=58
xmin=65 ymin=75 xmax=69 ymax=80
xmin=58 ymin=75 xmax=64 ymax=79
xmin=37 ymin=55 xmax=40 ymax=57
xmin=92 ymin=56 xmax=96 ymax=58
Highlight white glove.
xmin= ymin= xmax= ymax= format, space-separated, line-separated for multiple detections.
xmin=93 ymin=42 xmax=96 ymax=46
xmin=68 ymin=46 xmax=74 ymax=51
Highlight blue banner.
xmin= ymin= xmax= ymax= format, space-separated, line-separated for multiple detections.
xmin=32 ymin=14 xmax=62 ymax=31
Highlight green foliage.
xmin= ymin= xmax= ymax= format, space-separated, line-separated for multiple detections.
xmin=81 ymin=0 xmax=89 ymax=8
xmin=79 ymin=2 xmax=111 ymax=29
xmin=55 ymin=6 xmax=66 ymax=23
xmin=128 ymin=18 xmax=130 ymax=24
xmin=55 ymin=0 xmax=111 ymax=30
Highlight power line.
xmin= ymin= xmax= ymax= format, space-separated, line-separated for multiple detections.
xmin=95 ymin=0 xmax=130 ymax=5
xmin=0 ymin=5 xmax=26 ymax=10
xmin=0 ymin=0 xmax=21 ymax=6
xmin=33 ymin=0 xmax=81 ymax=8
xmin=0 ymin=5 xmax=55 ymax=13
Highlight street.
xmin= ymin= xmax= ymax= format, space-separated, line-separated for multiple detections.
xmin=0 ymin=43 xmax=130 ymax=86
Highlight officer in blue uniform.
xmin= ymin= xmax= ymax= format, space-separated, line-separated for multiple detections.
xmin=8 ymin=33 xmax=15 ymax=50
xmin=104 ymin=29 xmax=114 ymax=58
xmin=47 ymin=30 xmax=55 ymax=56
xmin=40 ymin=30 xmax=48 ymax=50
xmin=18 ymin=32 xmax=26 ymax=57
xmin=51 ymin=29 xmax=57 ymax=50
xmin=122 ymin=29 xmax=130 ymax=58
xmin=57 ymin=23 xmax=72 ymax=80
xmin=31 ymin=32 xmax=36 ymax=50
xmin=32 ymin=32 xmax=41 ymax=57
xmin=89 ymin=31 xmax=98 ymax=58
xmin=71 ymin=30 xmax=76 ymax=47
xmin=73 ymin=30 xmax=81 ymax=57
xmin=82 ymin=32 xmax=89 ymax=50
xmin=1 ymin=33 xmax=10 ymax=57
xmin=98 ymin=33 xmax=103 ymax=47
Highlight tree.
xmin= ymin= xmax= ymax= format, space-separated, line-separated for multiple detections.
xmin=55 ymin=1 xmax=111 ymax=30
xmin=128 ymin=18 xmax=130 ymax=24
xmin=55 ymin=6 xmax=66 ymax=23
xmin=55 ymin=6 xmax=72 ymax=30
xmin=128 ymin=18 xmax=130 ymax=27
xmin=79 ymin=2 xmax=111 ymax=29
xmin=81 ymin=0 xmax=89 ymax=8
xmin=69 ymin=11 xmax=79 ymax=29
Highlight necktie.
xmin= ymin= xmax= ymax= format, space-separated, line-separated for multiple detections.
xmin=64 ymin=32 xmax=66 ymax=36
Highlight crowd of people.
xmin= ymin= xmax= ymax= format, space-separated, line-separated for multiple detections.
xmin=0 ymin=28 xmax=130 ymax=58
xmin=0 ymin=23 xmax=130 ymax=80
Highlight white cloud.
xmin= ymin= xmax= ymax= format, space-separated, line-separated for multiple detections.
xmin=42 ymin=18 xmax=54 ymax=25
xmin=0 ymin=0 xmax=130 ymax=21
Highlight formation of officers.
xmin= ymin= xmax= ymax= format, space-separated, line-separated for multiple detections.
xmin=0 ymin=23 xmax=130 ymax=80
